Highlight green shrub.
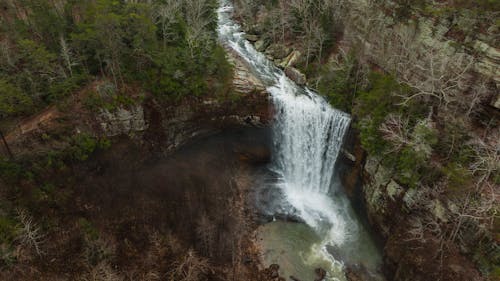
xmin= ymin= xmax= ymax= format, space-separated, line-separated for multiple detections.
xmin=316 ymin=52 xmax=371 ymax=113
xmin=67 ymin=134 xmax=111 ymax=162
xmin=0 ymin=159 xmax=24 ymax=183
xmin=0 ymin=79 xmax=33 ymax=117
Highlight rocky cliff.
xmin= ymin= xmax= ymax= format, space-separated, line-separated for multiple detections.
xmin=2 ymin=52 xmax=270 ymax=158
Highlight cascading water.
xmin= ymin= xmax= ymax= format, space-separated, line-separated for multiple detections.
xmin=217 ymin=1 xmax=382 ymax=280
xmin=269 ymin=77 xmax=352 ymax=238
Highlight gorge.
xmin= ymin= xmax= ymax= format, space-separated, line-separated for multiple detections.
xmin=218 ymin=2 xmax=383 ymax=280
xmin=0 ymin=0 xmax=498 ymax=280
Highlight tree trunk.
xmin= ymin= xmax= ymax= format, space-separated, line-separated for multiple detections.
xmin=0 ymin=130 xmax=14 ymax=159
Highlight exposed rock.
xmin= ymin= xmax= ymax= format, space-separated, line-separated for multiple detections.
xmin=284 ymin=67 xmax=306 ymax=85
xmin=342 ymin=149 xmax=356 ymax=162
xmin=226 ymin=48 xmax=266 ymax=94
xmin=265 ymin=43 xmax=292 ymax=60
xmin=245 ymin=34 xmax=259 ymax=42
xmin=255 ymin=38 xmax=270 ymax=52
xmin=260 ymin=264 xmax=281 ymax=280
xmin=285 ymin=50 xmax=302 ymax=67
xmin=269 ymin=264 xmax=280 ymax=278
xmin=473 ymin=40 xmax=500 ymax=85
xmin=314 ymin=267 xmax=327 ymax=281
xmin=99 ymin=105 xmax=147 ymax=137
xmin=491 ymin=94 xmax=500 ymax=110
xmin=386 ymin=180 xmax=403 ymax=201
xmin=345 ymin=268 xmax=363 ymax=281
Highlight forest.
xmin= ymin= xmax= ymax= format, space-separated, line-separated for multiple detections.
xmin=0 ymin=0 xmax=499 ymax=281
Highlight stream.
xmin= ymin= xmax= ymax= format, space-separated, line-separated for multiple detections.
xmin=217 ymin=1 xmax=383 ymax=280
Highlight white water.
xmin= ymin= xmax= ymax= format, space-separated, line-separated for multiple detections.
xmin=217 ymin=2 xmax=381 ymax=280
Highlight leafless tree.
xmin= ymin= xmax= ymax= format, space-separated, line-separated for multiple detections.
xmin=464 ymin=79 xmax=491 ymax=117
xmin=60 ymin=35 xmax=75 ymax=77
xmin=468 ymin=132 xmax=499 ymax=187
xmin=379 ymin=114 xmax=412 ymax=152
xmin=16 ymin=210 xmax=44 ymax=257
xmin=396 ymin=49 xmax=474 ymax=108
xmin=152 ymin=0 xmax=182 ymax=49
xmin=303 ymin=18 xmax=323 ymax=68
xmin=168 ymin=249 xmax=211 ymax=281
xmin=184 ymin=0 xmax=213 ymax=58
xmin=83 ymin=261 xmax=122 ymax=281
xmin=277 ymin=0 xmax=293 ymax=43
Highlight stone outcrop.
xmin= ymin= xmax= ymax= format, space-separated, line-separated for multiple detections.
xmin=3 ymin=50 xmax=270 ymax=158
xmin=284 ymin=67 xmax=306 ymax=85
xmin=265 ymin=43 xmax=292 ymax=60
xmin=338 ymin=0 xmax=499 ymax=110
xmin=98 ymin=105 xmax=147 ymax=137
xmin=340 ymin=137 xmax=483 ymax=281
xmin=229 ymin=52 xmax=266 ymax=94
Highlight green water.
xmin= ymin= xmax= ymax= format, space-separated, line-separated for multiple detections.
xmin=257 ymin=221 xmax=347 ymax=281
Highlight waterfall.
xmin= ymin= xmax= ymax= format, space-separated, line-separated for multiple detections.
xmin=217 ymin=3 xmax=383 ymax=279
xmin=217 ymin=0 xmax=353 ymax=237
xmin=269 ymin=76 xmax=352 ymax=242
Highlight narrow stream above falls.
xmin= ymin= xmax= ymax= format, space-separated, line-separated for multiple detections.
xmin=217 ymin=1 xmax=383 ymax=280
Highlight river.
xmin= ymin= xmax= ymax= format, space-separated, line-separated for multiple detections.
xmin=217 ymin=1 xmax=384 ymax=280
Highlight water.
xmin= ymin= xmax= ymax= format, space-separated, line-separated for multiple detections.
xmin=217 ymin=1 xmax=383 ymax=280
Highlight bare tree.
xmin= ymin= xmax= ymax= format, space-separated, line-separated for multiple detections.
xmin=396 ymin=49 xmax=475 ymax=108
xmin=468 ymin=132 xmax=500 ymax=187
xmin=16 ymin=210 xmax=45 ymax=256
xmin=60 ymin=35 xmax=75 ymax=77
xmin=184 ymin=0 xmax=213 ymax=58
xmin=168 ymin=250 xmax=211 ymax=281
xmin=277 ymin=0 xmax=293 ymax=43
xmin=379 ymin=114 xmax=412 ymax=152
xmin=84 ymin=261 xmax=122 ymax=281
xmin=152 ymin=0 xmax=182 ymax=49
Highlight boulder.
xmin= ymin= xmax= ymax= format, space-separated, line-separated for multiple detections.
xmin=226 ymin=50 xmax=266 ymax=94
xmin=99 ymin=105 xmax=147 ymax=137
xmin=260 ymin=264 xmax=280 ymax=280
xmin=265 ymin=43 xmax=292 ymax=60
xmin=345 ymin=268 xmax=363 ymax=281
xmin=284 ymin=67 xmax=306 ymax=85
xmin=245 ymin=34 xmax=259 ymax=42
xmin=278 ymin=50 xmax=301 ymax=68
xmin=491 ymin=94 xmax=500 ymax=110
xmin=255 ymin=38 xmax=270 ymax=52
xmin=314 ymin=268 xmax=327 ymax=281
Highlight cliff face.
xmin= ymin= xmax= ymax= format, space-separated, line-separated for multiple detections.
xmin=337 ymin=0 xmax=499 ymax=110
xmin=2 ymin=52 xmax=270 ymax=158
xmin=336 ymin=3 xmax=498 ymax=280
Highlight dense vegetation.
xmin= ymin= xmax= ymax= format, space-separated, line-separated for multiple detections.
xmin=0 ymin=0 xmax=248 ymax=280
xmin=0 ymin=0 xmax=232 ymax=122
